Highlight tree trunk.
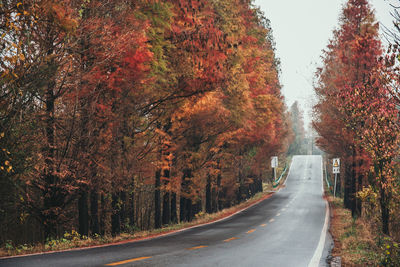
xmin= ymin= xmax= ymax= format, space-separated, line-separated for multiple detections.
xmin=154 ymin=170 xmax=161 ymax=228
xmin=356 ymin=170 xmax=363 ymax=217
xmin=120 ymin=191 xmax=127 ymax=232
xmin=350 ymin=154 xmax=357 ymax=218
xmin=171 ymin=192 xmax=177 ymax=223
xmin=129 ymin=191 xmax=135 ymax=228
xmin=111 ymin=193 xmax=121 ymax=236
xmin=217 ymin=174 xmax=222 ymax=211
xmin=78 ymin=189 xmax=89 ymax=236
xmin=378 ymin=163 xmax=390 ymax=235
xmin=90 ymin=190 xmax=99 ymax=235
xmin=180 ymin=196 xmax=186 ymax=222
xmin=211 ymin=186 xmax=217 ymax=213
xmin=162 ymin=169 xmax=171 ymax=225
xmin=100 ymin=194 xmax=106 ymax=235
xmin=206 ymin=176 xmax=212 ymax=214
xmin=43 ymin=73 xmax=58 ymax=240
xmin=380 ymin=186 xmax=390 ymax=235
xmin=344 ymin=162 xmax=351 ymax=209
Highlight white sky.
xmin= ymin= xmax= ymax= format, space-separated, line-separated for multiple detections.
xmin=253 ymin=0 xmax=395 ymax=131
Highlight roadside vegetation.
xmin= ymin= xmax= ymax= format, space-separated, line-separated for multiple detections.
xmin=0 ymin=175 xmax=289 ymax=257
xmin=327 ymin=195 xmax=400 ymax=266
xmin=314 ymin=0 xmax=400 ymax=265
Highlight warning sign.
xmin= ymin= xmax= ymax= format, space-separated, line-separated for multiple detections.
xmin=333 ymin=158 xmax=340 ymax=167
xmin=333 ymin=158 xmax=340 ymax=174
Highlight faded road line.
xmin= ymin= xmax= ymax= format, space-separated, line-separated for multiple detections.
xmin=246 ymin=229 xmax=256 ymax=234
xmin=260 ymin=224 xmax=267 ymax=227
xmin=105 ymin=256 xmax=152 ymax=266
xmin=269 ymin=218 xmax=275 ymax=223
xmin=187 ymin=245 xmax=208 ymax=250
xmin=224 ymin=237 xmax=239 ymax=242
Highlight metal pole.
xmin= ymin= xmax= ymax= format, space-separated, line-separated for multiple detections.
xmin=272 ymin=167 xmax=274 ymax=182
xmin=274 ymin=167 xmax=277 ymax=181
xmin=334 ymin=172 xmax=337 ymax=198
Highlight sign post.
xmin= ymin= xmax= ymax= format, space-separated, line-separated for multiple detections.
xmin=271 ymin=156 xmax=278 ymax=181
xmin=332 ymin=158 xmax=340 ymax=197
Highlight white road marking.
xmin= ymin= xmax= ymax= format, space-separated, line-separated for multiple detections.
xmin=308 ymin=156 xmax=329 ymax=267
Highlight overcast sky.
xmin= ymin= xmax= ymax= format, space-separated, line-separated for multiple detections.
xmin=253 ymin=0 xmax=395 ymax=131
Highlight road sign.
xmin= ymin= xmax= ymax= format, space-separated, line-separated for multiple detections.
xmin=333 ymin=158 xmax=340 ymax=174
xmin=332 ymin=158 xmax=340 ymax=198
xmin=333 ymin=158 xmax=340 ymax=167
xmin=271 ymin=156 xmax=278 ymax=168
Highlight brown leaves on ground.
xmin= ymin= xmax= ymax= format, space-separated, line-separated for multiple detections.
xmin=329 ymin=196 xmax=380 ymax=266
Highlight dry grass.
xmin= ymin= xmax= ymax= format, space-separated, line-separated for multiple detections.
xmin=328 ymin=196 xmax=380 ymax=266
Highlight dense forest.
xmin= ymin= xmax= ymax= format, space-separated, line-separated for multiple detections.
xmin=313 ymin=0 xmax=400 ymax=260
xmin=0 ymin=0 xmax=294 ymax=245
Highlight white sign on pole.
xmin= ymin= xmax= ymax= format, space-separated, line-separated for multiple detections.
xmin=333 ymin=158 xmax=340 ymax=174
xmin=271 ymin=156 xmax=278 ymax=168
xmin=332 ymin=158 xmax=340 ymax=197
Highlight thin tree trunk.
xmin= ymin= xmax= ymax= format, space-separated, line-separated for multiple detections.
xmin=90 ymin=190 xmax=99 ymax=235
xmin=111 ymin=193 xmax=121 ymax=236
xmin=171 ymin=192 xmax=177 ymax=223
xmin=344 ymin=162 xmax=351 ymax=209
xmin=129 ymin=190 xmax=135 ymax=228
xmin=162 ymin=169 xmax=171 ymax=225
xmin=100 ymin=194 xmax=106 ymax=235
xmin=154 ymin=170 xmax=161 ymax=228
xmin=206 ymin=176 xmax=212 ymax=213
xmin=120 ymin=191 xmax=127 ymax=232
xmin=162 ymin=191 xmax=170 ymax=225
xmin=380 ymin=187 xmax=390 ymax=235
xmin=43 ymin=74 xmax=57 ymax=240
xmin=180 ymin=196 xmax=186 ymax=222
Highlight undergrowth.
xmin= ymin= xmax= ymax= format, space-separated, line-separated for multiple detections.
xmin=328 ymin=196 xmax=400 ymax=266
xmin=1 ymin=189 xmax=275 ymax=257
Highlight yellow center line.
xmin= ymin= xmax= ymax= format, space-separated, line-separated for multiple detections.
xmin=260 ymin=224 xmax=267 ymax=227
xmin=269 ymin=218 xmax=275 ymax=223
xmin=246 ymin=229 xmax=256 ymax=234
xmin=187 ymin=245 xmax=208 ymax=250
xmin=105 ymin=256 xmax=152 ymax=266
xmin=224 ymin=237 xmax=239 ymax=242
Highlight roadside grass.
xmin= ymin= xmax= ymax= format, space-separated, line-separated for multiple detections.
xmin=328 ymin=196 xmax=384 ymax=266
xmin=0 ymin=185 xmax=282 ymax=258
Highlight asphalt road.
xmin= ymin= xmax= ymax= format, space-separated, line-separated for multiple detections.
xmin=0 ymin=155 xmax=330 ymax=267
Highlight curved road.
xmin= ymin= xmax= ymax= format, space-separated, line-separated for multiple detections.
xmin=0 ymin=155 xmax=330 ymax=267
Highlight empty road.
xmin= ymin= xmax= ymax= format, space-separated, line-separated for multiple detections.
xmin=0 ymin=155 xmax=330 ymax=267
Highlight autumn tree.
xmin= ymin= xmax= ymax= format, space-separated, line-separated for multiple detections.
xmin=288 ymin=101 xmax=306 ymax=155
xmin=314 ymin=0 xmax=400 ymax=235
xmin=0 ymin=0 xmax=289 ymax=245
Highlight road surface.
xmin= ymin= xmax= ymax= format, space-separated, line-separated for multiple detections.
xmin=0 ymin=155 xmax=330 ymax=267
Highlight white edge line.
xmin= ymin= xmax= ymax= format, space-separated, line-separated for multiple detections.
xmin=308 ymin=156 xmax=329 ymax=267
